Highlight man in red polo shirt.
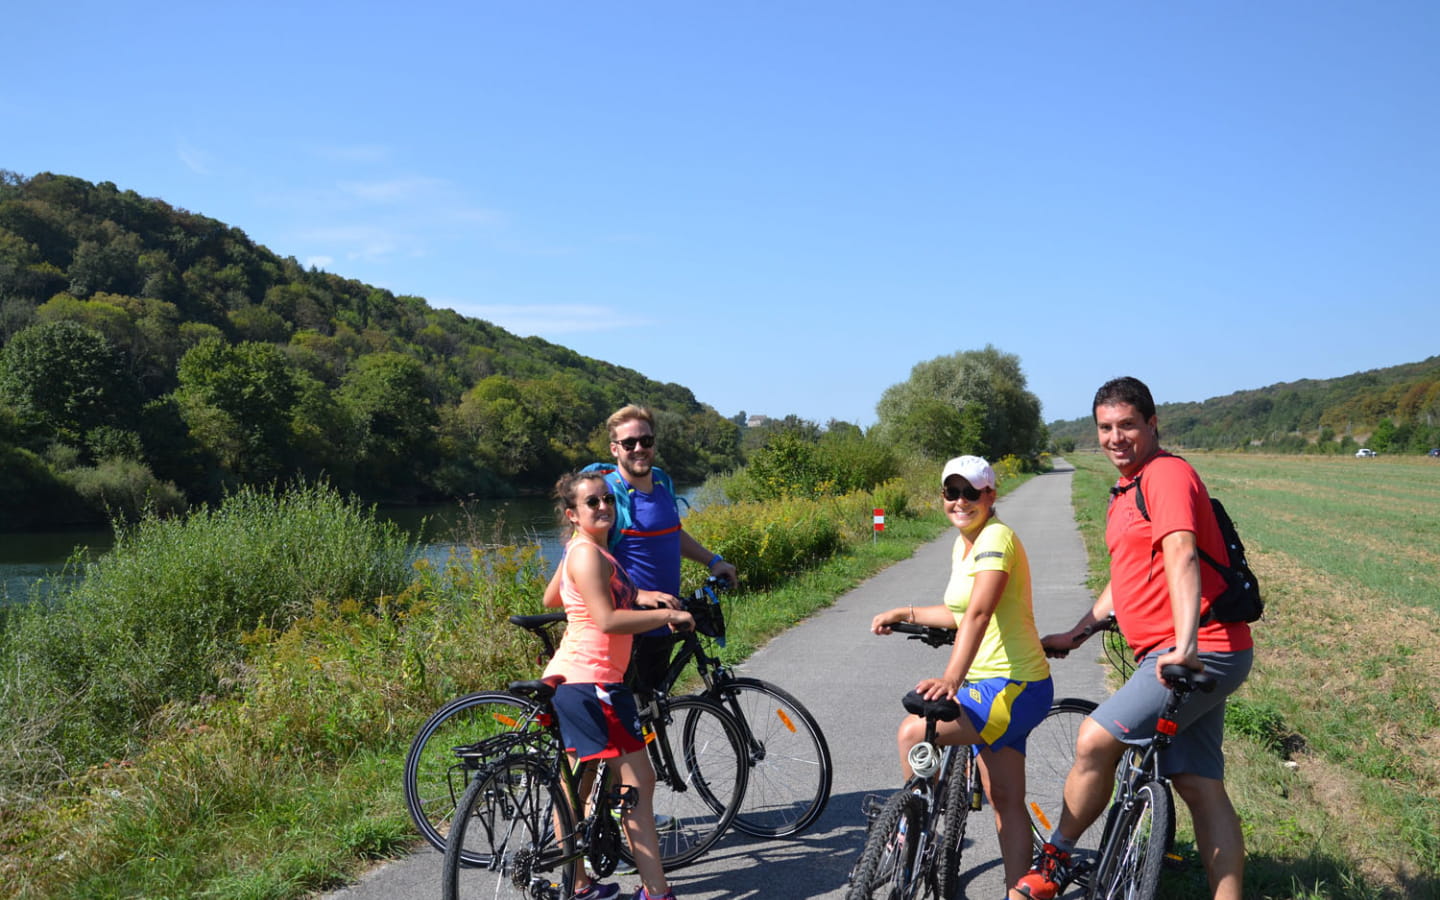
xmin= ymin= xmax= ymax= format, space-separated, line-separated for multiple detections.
xmin=1010 ymin=376 xmax=1253 ymax=900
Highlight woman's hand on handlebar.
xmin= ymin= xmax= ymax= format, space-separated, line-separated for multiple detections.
xmin=665 ymin=609 xmax=695 ymax=634
xmin=870 ymin=607 xmax=909 ymax=635
xmin=637 ymin=589 xmax=681 ymax=610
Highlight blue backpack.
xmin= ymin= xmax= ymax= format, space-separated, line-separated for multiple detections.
xmin=580 ymin=462 xmax=687 ymax=550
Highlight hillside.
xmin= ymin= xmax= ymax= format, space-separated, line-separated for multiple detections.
xmin=0 ymin=171 xmax=743 ymax=527
xmin=1047 ymin=357 xmax=1440 ymax=454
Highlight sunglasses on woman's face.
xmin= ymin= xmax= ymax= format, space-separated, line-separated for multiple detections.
xmin=615 ymin=434 xmax=655 ymax=451
xmin=942 ymin=483 xmax=983 ymax=503
xmin=583 ymin=494 xmax=616 ymax=510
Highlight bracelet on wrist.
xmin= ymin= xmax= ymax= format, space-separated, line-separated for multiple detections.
xmin=706 ymin=553 xmax=724 ymax=569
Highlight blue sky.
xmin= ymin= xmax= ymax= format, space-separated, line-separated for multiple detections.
xmin=5 ymin=2 xmax=1438 ymax=426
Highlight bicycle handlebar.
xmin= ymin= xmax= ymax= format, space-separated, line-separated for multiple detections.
xmin=888 ymin=621 xmax=957 ymax=648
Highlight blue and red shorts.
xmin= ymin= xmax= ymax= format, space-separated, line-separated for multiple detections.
xmin=551 ymin=682 xmax=646 ymax=762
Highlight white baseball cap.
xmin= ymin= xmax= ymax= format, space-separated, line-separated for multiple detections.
xmin=940 ymin=455 xmax=996 ymax=492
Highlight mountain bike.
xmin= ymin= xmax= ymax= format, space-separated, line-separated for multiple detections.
xmin=405 ymin=584 xmax=747 ymax=869
xmin=441 ymin=675 xmax=648 ymax=900
xmin=404 ymin=577 xmax=830 ymax=856
xmin=844 ymin=623 xmax=983 ymax=900
xmin=641 ymin=577 xmax=833 ymax=837
xmin=1081 ymin=663 xmax=1216 ymax=899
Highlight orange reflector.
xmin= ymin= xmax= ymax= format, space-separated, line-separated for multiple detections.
xmin=1030 ymin=802 xmax=1052 ymax=832
xmin=775 ymin=709 xmax=797 ymax=733
xmin=494 ymin=714 xmax=519 ymax=727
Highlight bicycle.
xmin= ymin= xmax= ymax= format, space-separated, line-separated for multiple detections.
xmin=405 ymin=582 xmax=749 ymax=869
xmin=1080 ymin=663 xmax=1216 ymax=899
xmin=404 ymin=577 xmax=831 ymax=857
xmin=845 ymin=622 xmax=983 ymax=900
xmin=640 ymin=577 xmax=833 ymax=837
xmin=441 ymin=675 xmax=645 ymax=900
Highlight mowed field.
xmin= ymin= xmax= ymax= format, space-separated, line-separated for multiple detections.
xmin=1066 ymin=452 xmax=1440 ymax=900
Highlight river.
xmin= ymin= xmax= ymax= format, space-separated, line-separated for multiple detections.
xmin=0 ymin=488 xmax=702 ymax=605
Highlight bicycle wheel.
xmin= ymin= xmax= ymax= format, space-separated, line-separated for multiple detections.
xmin=1087 ymin=780 xmax=1172 ymax=900
xmin=716 ymin=677 xmax=833 ymax=837
xmin=935 ymin=749 xmax=975 ymax=900
xmin=846 ymin=789 xmax=925 ymax=900
xmin=404 ymin=691 xmax=548 ymax=863
xmin=443 ymin=754 xmax=574 ymax=900
xmin=1025 ymin=698 xmax=1104 ymax=864
xmin=628 ymin=694 xmax=747 ymax=869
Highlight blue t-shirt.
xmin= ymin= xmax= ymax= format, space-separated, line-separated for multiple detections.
xmin=612 ymin=477 xmax=683 ymax=596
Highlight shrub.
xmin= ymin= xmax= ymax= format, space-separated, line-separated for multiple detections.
xmin=60 ymin=457 xmax=187 ymax=521
xmin=0 ymin=481 xmax=415 ymax=787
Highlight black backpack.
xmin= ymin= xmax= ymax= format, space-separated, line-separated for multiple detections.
xmin=1128 ymin=470 xmax=1264 ymax=625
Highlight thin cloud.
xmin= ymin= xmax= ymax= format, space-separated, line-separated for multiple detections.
xmin=177 ymin=140 xmax=212 ymax=175
xmin=337 ymin=175 xmax=449 ymax=203
xmin=298 ymin=225 xmax=403 ymax=262
xmin=304 ymin=255 xmax=334 ymax=271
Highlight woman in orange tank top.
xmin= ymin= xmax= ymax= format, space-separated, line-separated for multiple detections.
xmin=542 ymin=472 xmax=694 ymax=900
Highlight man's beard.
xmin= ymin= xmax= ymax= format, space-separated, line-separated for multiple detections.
xmin=619 ymin=455 xmax=651 ymax=479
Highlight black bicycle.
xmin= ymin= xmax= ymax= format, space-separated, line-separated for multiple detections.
xmin=1084 ymin=664 xmax=1216 ymax=899
xmin=404 ymin=577 xmax=830 ymax=857
xmin=405 ymin=584 xmax=747 ymax=869
xmin=845 ymin=623 xmax=981 ymax=900
xmin=644 ymin=578 xmax=833 ymax=837
xmin=441 ymin=675 xmax=644 ymax=900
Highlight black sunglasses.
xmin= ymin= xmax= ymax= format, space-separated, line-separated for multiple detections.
xmin=582 ymin=494 xmax=617 ymax=509
xmin=942 ymin=483 xmax=983 ymax=503
xmin=615 ymin=434 xmax=656 ymax=451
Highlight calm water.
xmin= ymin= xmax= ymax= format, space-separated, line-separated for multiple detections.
xmin=0 ymin=496 xmax=566 ymax=605
xmin=1 ymin=489 xmax=698 ymax=605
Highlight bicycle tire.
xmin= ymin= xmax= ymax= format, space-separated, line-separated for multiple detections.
xmin=443 ymin=753 xmax=574 ymax=900
xmin=1087 ymin=779 xmax=1172 ymax=900
xmin=935 ymin=748 xmax=975 ymax=900
xmin=846 ymin=789 xmax=925 ymax=900
xmin=714 ymin=677 xmax=833 ymax=837
xmin=1025 ymin=698 xmax=1105 ymax=865
xmin=404 ymin=690 xmax=549 ymax=864
xmin=624 ymin=694 xmax=747 ymax=869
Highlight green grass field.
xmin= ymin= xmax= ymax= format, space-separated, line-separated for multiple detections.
xmin=1066 ymin=451 xmax=1440 ymax=899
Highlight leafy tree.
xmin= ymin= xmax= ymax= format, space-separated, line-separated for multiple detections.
xmin=0 ymin=320 xmax=141 ymax=449
xmin=172 ymin=338 xmax=300 ymax=482
xmin=876 ymin=345 xmax=1044 ymax=460
xmin=339 ymin=351 xmax=439 ymax=494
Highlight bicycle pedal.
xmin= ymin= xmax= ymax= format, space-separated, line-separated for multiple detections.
xmin=860 ymin=793 xmax=886 ymax=822
xmin=606 ymin=783 xmax=639 ymax=812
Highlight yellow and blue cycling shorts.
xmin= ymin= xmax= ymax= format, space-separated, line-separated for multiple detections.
xmin=959 ymin=675 xmax=1055 ymax=754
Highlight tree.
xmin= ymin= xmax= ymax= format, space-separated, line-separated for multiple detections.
xmin=173 ymin=337 xmax=300 ymax=481
xmin=0 ymin=319 xmax=142 ymax=449
xmin=339 ymin=352 xmax=439 ymax=494
xmin=875 ymin=345 xmax=1044 ymax=460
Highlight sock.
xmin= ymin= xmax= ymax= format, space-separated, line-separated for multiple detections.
xmin=1048 ymin=830 xmax=1076 ymax=854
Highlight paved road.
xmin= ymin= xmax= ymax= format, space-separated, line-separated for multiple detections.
xmin=322 ymin=460 xmax=1103 ymax=900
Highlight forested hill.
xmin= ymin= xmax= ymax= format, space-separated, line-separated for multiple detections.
xmin=0 ymin=171 xmax=743 ymax=528
xmin=1047 ymin=356 xmax=1440 ymax=454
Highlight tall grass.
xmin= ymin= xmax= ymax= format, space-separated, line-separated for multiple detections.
xmin=0 ymin=481 xmax=416 ymax=798
xmin=1064 ymin=451 xmax=1440 ymax=899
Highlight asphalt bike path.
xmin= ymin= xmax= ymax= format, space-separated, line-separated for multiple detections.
xmin=322 ymin=460 xmax=1103 ymax=900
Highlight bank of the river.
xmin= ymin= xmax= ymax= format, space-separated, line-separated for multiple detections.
xmin=1 ymin=489 xmax=705 ymax=604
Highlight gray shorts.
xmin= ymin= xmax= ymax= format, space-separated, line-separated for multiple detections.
xmin=1091 ymin=648 xmax=1253 ymax=781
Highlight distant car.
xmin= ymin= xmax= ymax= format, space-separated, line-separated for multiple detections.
xmin=1356 ymin=448 xmax=1377 ymax=458
xmin=1429 ymin=448 xmax=1440 ymax=458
